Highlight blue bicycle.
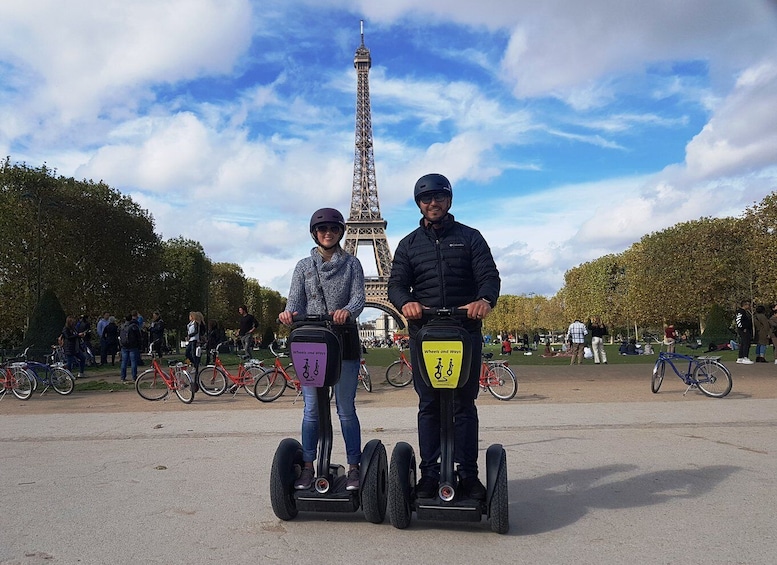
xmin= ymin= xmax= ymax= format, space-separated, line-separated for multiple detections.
xmin=651 ymin=351 xmax=732 ymax=398
xmin=19 ymin=346 xmax=75 ymax=396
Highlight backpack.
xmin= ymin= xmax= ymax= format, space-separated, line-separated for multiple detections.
xmin=120 ymin=323 xmax=131 ymax=348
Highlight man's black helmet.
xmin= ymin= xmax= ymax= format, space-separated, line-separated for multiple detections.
xmin=309 ymin=207 xmax=346 ymax=233
xmin=414 ymin=173 xmax=452 ymax=204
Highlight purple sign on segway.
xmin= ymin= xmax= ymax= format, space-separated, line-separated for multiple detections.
xmin=290 ymin=342 xmax=328 ymax=387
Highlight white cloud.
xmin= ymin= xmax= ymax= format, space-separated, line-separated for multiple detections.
xmin=2 ymin=0 xmax=777 ymax=302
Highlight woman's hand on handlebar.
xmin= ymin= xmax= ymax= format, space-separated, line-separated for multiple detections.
xmin=278 ymin=311 xmax=296 ymax=325
xmin=330 ymin=309 xmax=351 ymax=325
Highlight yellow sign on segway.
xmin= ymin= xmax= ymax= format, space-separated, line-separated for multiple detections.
xmin=420 ymin=341 xmax=464 ymax=389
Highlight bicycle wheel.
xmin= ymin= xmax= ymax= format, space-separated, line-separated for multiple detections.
xmin=198 ymin=365 xmax=227 ymax=396
xmin=173 ymin=370 xmax=195 ymax=404
xmin=694 ymin=361 xmax=732 ymax=398
xmin=135 ymin=369 xmax=169 ymax=401
xmin=284 ymin=363 xmax=297 ymax=390
xmin=385 ymin=361 xmax=412 ymax=387
xmin=27 ymin=369 xmax=39 ymax=392
xmin=486 ymin=365 xmax=517 ymax=401
xmin=254 ymin=368 xmax=286 ymax=402
xmin=50 ymin=367 xmax=75 ymax=395
xmin=360 ymin=363 xmax=372 ymax=392
xmin=651 ymin=360 xmax=665 ymax=393
xmin=10 ymin=367 xmax=33 ymax=400
xmin=241 ymin=366 xmax=264 ymax=398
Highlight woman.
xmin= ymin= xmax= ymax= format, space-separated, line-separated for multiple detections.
xmin=663 ymin=324 xmax=678 ymax=353
xmin=279 ymin=208 xmax=365 ymax=492
xmin=587 ymin=317 xmax=608 ymax=364
xmin=185 ymin=311 xmax=204 ymax=374
xmin=103 ymin=316 xmax=120 ymax=365
xmin=753 ymin=305 xmax=772 ymax=363
xmin=61 ymin=316 xmax=86 ymax=378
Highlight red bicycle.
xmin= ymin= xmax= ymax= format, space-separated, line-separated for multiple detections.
xmin=385 ymin=348 xmax=412 ymax=387
xmin=198 ymin=341 xmax=264 ymax=397
xmin=479 ymin=353 xmax=517 ymax=400
xmin=135 ymin=344 xmax=195 ymax=404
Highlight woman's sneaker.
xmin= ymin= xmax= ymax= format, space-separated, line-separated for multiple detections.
xmin=294 ymin=467 xmax=314 ymax=490
xmin=346 ymin=467 xmax=360 ymax=491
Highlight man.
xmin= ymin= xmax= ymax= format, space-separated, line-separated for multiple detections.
xmin=566 ymin=319 xmax=588 ymax=365
xmin=388 ymin=173 xmax=500 ymax=501
xmin=119 ymin=311 xmax=142 ymax=382
xmin=148 ymin=311 xmax=165 ymax=357
xmin=236 ymin=305 xmax=258 ymax=358
xmin=735 ymin=299 xmax=754 ymax=364
xmin=97 ymin=311 xmax=111 ymax=365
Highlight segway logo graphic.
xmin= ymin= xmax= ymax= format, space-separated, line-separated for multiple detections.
xmin=421 ymin=341 xmax=463 ymax=389
xmin=290 ymin=342 xmax=328 ymax=387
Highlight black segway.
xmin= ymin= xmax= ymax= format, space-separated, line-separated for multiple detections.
xmin=388 ymin=308 xmax=509 ymax=533
xmin=269 ymin=314 xmax=387 ymax=523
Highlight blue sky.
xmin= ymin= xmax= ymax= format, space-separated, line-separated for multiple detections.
xmin=2 ymin=1 xmax=777 ymax=318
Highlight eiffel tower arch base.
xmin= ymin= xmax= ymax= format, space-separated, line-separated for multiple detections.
xmin=364 ymin=277 xmax=406 ymax=330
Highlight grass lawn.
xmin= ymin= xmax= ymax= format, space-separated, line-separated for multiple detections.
xmin=72 ymin=342 xmax=743 ymax=392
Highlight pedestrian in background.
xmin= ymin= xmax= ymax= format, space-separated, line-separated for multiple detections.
xmin=587 ymin=317 xmax=608 ymax=364
xmin=566 ymin=319 xmax=588 ymax=365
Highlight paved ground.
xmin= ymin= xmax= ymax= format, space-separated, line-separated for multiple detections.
xmin=1 ymin=362 xmax=776 ymax=564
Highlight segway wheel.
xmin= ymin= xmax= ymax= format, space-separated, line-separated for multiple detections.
xmin=361 ymin=441 xmax=387 ymax=524
xmin=388 ymin=442 xmax=416 ymax=529
xmin=270 ymin=438 xmax=303 ymax=521
xmin=488 ymin=448 xmax=509 ymax=534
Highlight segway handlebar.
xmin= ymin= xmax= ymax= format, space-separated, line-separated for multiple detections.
xmin=418 ymin=307 xmax=470 ymax=320
xmin=277 ymin=313 xmax=353 ymax=324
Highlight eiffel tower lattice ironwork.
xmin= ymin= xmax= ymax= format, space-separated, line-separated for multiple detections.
xmin=342 ymin=22 xmax=405 ymax=329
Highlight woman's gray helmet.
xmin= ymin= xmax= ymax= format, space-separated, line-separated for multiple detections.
xmin=309 ymin=207 xmax=346 ymax=249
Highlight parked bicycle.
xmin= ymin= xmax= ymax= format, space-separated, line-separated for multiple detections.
xmin=253 ymin=343 xmax=300 ymax=402
xmin=1 ymin=360 xmax=33 ymax=400
xmin=359 ymin=358 xmax=372 ymax=392
xmin=135 ymin=342 xmax=195 ymax=404
xmin=385 ymin=347 xmax=413 ymax=387
xmin=480 ymin=353 xmax=517 ymax=400
xmin=19 ymin=346 xmax=75 ymax=396
xmin=651 ymin=350 xmax=732 ymax=398
xmin=198 ymin=341 xmax=264 ymax=397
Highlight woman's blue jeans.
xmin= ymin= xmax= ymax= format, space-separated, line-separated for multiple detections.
xmin=301 ymin=359 xmax=361 ymax=465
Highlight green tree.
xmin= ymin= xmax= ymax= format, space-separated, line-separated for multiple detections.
xmin=156 ymin=237 xmax=211 ymax=335
xmin=20 ymin=288 xmax=67 ymax=358
xmin=208 ymin=262 xmax=247 ymax=329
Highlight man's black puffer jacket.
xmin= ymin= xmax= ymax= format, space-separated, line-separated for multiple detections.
xmin=388 ymin=213 xmax=500 ymax=335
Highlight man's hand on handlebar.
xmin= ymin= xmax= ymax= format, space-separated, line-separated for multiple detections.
xmin=463 ymin=299 xmax=492 ymax=321
xmin=401 ymin=301 xmax=425 ymax=320
xmin=330 ymin=309 xmax=351 ymax=325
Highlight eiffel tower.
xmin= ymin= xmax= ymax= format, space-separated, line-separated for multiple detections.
xmin=343 ymin=22 xmax=405 ymax=329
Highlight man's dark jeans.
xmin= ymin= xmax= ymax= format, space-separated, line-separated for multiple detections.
xmin=410 ymin=330 xmax=482 ymax=480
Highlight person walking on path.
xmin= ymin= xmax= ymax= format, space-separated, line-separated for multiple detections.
xmin=735 ymin=300 xmax=755 ymax=364
xmin=566 ymin=319 xmax=588 ymax=365
xmin=587 ymin=317 xmax=608 ymax=364
xmin=236 ymin=305 xmax=258 ymax=359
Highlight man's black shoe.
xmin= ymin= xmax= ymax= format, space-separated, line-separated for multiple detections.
xmin=415 ymin=476 xmax=439 ymax=498
xmin=458 ymin=476 xmax=486 ymax=500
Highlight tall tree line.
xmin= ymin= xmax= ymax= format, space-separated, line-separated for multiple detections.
xmin=0 ymin=158 xmax=284 ymax=349
xmin=484 ymin=191 xmax=777 ymax=341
